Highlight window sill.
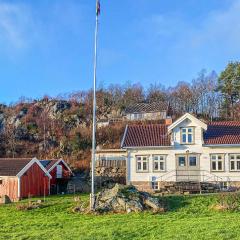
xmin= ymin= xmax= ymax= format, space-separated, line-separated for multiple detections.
xmin=180 ymin=143 xmax=195 ymax=145
xmin=210 ymin=170 xmax=225 ymax=172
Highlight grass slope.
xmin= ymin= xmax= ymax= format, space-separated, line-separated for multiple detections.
xmin=0 ymin=194 xmax=240 ymax=240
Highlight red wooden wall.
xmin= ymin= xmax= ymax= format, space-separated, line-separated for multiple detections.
xmin=49 ymin=162 xmax=71 ymax=185
xmin=20 ymin=163 xmax=50 ymax=198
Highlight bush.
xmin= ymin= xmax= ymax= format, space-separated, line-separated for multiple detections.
xmin=215 ymin=192 xmax=240 ymax=211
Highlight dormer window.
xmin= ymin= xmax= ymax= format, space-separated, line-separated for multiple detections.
xmin=181 ymin=127 xmax=194 ymax=144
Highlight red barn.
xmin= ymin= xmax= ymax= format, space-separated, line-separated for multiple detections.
xmin=40 ymin=159 xmax=72 ymax=194
xmin=0 ymin=158 xmax=51 ymax=202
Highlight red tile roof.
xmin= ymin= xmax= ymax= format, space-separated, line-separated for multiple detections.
xmin=122 ymin=121 xmax=240 ymax=148
xmin=122 ymin=124 xmax=171 ymax=147
xmin=0 ymin=158 xmax=32 ymax=176
xmin=204 ymin=121 xmax=240 ymax=145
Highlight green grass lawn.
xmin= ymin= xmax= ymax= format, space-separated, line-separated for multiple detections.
xmin=1 ymin=193 xmax=240 ymax=240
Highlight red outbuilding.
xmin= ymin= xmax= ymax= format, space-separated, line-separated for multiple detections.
xmin=0 ymin=158 xmax=51 ymax=202
xmin=40 ymin=159 xmax=72 ymax=194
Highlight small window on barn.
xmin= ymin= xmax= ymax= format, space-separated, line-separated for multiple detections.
xmin=56 ymin=165 xmax=63 ymax=178
xmin=0 ymin=179 xmax=3 ymax=185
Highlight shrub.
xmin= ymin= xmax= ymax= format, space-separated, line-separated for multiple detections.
xmin=215 ymin=192 xmax=240 ymax=211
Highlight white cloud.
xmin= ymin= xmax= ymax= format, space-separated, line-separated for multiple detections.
xmin=0 ymin=2 xmax=36 ymax=50
xmin=0 ymin=0 xmax=86 ymax=54
xmin=195 ymin=0 xmax=240 ymax=52
xmin=138 ymin=0 xmax=240 ymax=55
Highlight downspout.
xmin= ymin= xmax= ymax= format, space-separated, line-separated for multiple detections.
xmin=17 ymin=177 xmax=21 ymax=200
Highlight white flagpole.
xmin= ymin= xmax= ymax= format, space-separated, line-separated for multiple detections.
xmin=90 ymin=0 xmax=99 ymax=211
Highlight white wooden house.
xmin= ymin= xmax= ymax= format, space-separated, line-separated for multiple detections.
xmin=121 ymin=113 xmax=240 ymax=191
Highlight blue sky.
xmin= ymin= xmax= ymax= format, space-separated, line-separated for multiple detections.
xmin=0 ymin=0 xmax=240 ymax=104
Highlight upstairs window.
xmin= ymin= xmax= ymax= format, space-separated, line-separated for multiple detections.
xmin=181 ymin=127 xmax=194 ymax=144
xmin=153 ymin=155 xmax=166 ymax=172
xmin=136 ymin=156 xmax=149 ymax=172
xmin=229 ymin=154 xmax=240 ymax=171
xmin=211 ymin=154 xmax=224 ymax=171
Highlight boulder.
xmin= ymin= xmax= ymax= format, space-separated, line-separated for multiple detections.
xmin=94 ymin=184 xmax=165 ymax=214
xmin=144 ymin=197 xmax=165 ymax=213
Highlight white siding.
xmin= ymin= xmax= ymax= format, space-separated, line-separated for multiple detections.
xmin=127 ymin=146 xmax=240 ymax=183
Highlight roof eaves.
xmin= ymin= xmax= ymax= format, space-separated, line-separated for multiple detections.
xmin=120 ymin=125 xmax=128 ymax=148
xmin=122 ymin=145 xmax=173 ymax=149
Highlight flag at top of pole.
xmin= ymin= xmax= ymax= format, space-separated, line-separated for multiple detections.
xmin=96 ymin=0 xmax=100 ymax=16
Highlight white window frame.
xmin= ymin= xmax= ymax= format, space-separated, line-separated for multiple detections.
xmin=229 ymin=154 xmax=240 ymax=172
xmin=136 ymin=155 xmax=149 ymax=172
xmin=181 ymin=127 xmax=194 ymax=144
xmin=151 ymin=181 xmax=159 ymax=190
xmin=153 ymin=155 xmax=166 ymax=172
xmin=211 ymin=154 xmax=224 ymax=172
xmin=178 ymin=155 xmax=186 ymax=167
xmin=188 ymin=155 xmax=197 ymax=167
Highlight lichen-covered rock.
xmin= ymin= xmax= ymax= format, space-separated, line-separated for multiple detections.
xmin=144 ymin=197 xmax=165 ymax=213
xmin=94 ymin=184 xmax=166 ymax=214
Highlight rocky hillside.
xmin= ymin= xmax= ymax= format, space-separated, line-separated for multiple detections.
xmin=0 ymin=97 xmax=126 ymax=170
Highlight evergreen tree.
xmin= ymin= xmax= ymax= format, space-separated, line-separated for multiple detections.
xmin=218 ymin=62 xmax=240 ymax=119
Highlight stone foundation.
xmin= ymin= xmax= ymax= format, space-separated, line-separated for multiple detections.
xmin=94 ymin=159 xmax=126 ymax=188
xmin=130 ymin=181 xmax=154 ymax=193
xmin=130 ymin=181 xmax=240 ymax=194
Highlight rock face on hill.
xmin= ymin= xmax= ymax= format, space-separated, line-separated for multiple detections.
xmin=94 ymin=184 xmax=165 ymax=213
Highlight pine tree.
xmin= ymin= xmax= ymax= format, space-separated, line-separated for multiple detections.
xmin=218 ymin=62 xmax=240 ymax=119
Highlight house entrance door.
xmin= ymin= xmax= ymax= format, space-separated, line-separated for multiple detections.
xmin=176 ymin=154 xmax=200 ymax=182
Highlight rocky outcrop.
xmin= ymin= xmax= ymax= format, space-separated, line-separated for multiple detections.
xmin=94 ymin=160 xmax=126 ymax=186
xmin=94 ymin=184 xmax=166 ymax=213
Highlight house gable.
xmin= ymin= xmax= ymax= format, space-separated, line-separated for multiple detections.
xmin=168 ymin=113 xmax=207 ymax=146
xmin=47 ymin=159 xmax=72 ymax=174
xmin=16 ymin=158 xmax=52 ymax=179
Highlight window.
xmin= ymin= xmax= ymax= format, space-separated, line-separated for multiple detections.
xmin=152 ymin=181 xmax=158 ymax=190
xmin=189 ymin=156 xmax=197 ymax=167
xmin=0 ymin=180 xmax=2 ymax=185
xmin=133 ymin=113 xmax=138 ymax=120
xmin=136 ymin=156 xmax=149 ymax=172
xmin=178 ymin=156 xmax=186 ymax=167
xmin=229 ymin=154 xmax=240 ymax=171
xmin=211 ymin=154 xmax=224 ymax=171
xmin=56 ymin=165 xmax=63 ymax=178
xmin=181 ymin=127 xmax=194 ymax=144
xmin=133 ymin=113 xmax=143 ymax=120
xmin=153 ymin=155 xmax=166 ymax=172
